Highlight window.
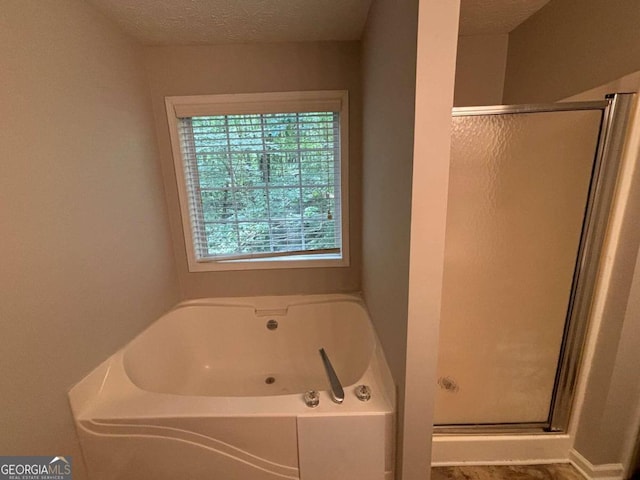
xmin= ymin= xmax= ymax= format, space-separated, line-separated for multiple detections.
xmin=165 ymin=91 xmax=349 ymax=271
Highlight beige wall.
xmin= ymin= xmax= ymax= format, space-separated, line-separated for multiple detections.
xmin=503 ymin=0 xmax=640 ymax=103
xmin=143 ymin=42 xmax=362 ymax=299
xmin=361 ymin=0 xmax=419 ymax=459
xmin=361 ymin=0 xmax=459 ymax=477
xmin=454 ymin=34 xmax=508 ymax=107
xmin=0 ymin=1 xmax=179 ymax=477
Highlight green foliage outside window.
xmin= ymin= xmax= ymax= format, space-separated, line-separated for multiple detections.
xmin=188 ymin=112 xmax=340 ymax=257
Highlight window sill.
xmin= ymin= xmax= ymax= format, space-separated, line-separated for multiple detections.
xmin=187 ymin=253 xmax=348 ymax=272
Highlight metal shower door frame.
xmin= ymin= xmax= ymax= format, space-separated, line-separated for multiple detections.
xmin=435 ymin=93 xmax=635 ymax=435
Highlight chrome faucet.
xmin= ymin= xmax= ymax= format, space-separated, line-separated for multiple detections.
xmin=319 ymin=348 xmax=344 ymax=404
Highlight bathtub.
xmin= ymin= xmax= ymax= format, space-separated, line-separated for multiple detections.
xmin=69 ymin=294 xmax=396 ymax=480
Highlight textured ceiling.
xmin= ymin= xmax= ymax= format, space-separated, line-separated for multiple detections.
xmin=87 ymin=0 xmax=551 ymax=45
xmin=459 ymin=0 xmax=552 ymax=35
xmin=86 ymin=0 xmax=373 ymax=45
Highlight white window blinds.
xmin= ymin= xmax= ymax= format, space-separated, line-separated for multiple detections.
xmin=177 ymin=111 xmax=342 ymax=262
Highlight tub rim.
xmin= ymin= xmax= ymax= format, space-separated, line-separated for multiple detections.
xmin=69 ymin=293 xmax=396 ymax=421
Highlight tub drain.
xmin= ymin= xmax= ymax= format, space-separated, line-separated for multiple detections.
xmin=265 ymin=376 xmax=276 ymax=385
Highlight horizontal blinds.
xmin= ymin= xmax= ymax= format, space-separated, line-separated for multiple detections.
xmin=178 ymin=111 xmax=342 ymax=261
xmin=171 ymin=91 xmax=344 ymax=118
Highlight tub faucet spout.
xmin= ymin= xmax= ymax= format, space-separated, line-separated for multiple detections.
xmin=319 ymin=348 xmax=344 ymax=404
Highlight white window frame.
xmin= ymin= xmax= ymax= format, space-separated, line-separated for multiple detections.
xmin=165 ymin=90 xmax=350 ymax=272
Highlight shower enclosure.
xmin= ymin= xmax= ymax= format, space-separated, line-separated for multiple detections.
xmin=434 ymin=93 xmax=634 ymax=432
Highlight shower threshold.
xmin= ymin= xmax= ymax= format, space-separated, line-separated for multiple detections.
xmin=434 ymin=422 xmax=554 ymax=435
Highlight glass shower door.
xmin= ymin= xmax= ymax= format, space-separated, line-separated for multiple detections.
xmin=434 ymin=103 xmax=618 ymax=428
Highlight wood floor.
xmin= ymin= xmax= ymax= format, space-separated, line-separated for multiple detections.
xmin=431 ymin=464 xmax=586 ymax=480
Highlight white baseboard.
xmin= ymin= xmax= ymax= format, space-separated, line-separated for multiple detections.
xmin=431 ymin=434 xmax=572 ymax=466
xmin=569 ymin=449 xmax=625 ymax=480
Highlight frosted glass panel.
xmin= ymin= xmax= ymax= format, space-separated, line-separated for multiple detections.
xmin=435 ymin=110 xmax=602 ymax=425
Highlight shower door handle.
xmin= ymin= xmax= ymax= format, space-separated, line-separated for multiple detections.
xmin=319 ymin=348 xmax=344 ymax=404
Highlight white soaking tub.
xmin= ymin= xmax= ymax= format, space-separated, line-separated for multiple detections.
xmin=69 ymin=294 xmax=396 ymax=480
